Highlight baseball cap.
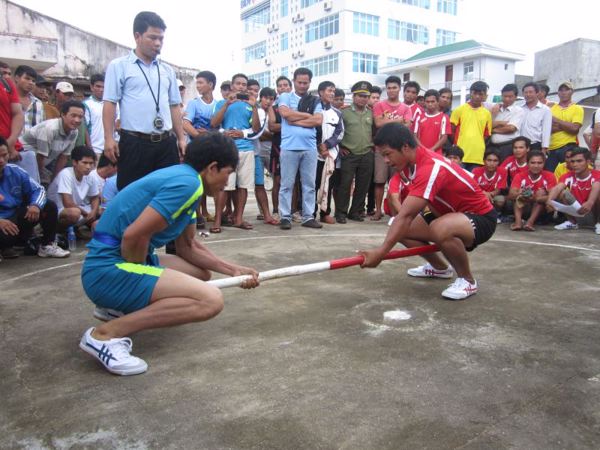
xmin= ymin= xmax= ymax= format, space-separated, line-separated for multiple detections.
xmin=558 ymin=81 xmax=574 ymax=90
xmin=351 ymin=81 xmax=373 ymax=95
xmin=56 ymin=81 xmax=74 ymax=93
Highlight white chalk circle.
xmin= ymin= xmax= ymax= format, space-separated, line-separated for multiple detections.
xmin=383 ymin=310 xmax=412 ymax=321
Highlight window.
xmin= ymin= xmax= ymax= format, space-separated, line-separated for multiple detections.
xmin=245 ymin=41 xmax=267 ymax=63
xmin=305 ymin=13 xmax=339 ymax=43
xmin=394 ymin=0 xmax=430 ymax=8
xmin=353 ymin=12 xmax=379 ymax=36
xmin=301 ymin=0 xmax=323 ymax=7
xmin=388 ymin=19 xmax=428 ymax=44
xmin=387 ymin=57 xmax=401 ymax=66
xmin=436 ymin=29 xmax=456 ymax=46
xmin=504 ymin=63 xmax=509 ymax=70
xmin=463 ymin=61 xmax=474 ymax=80
xmin=280 ymin=0 xmax=288 ymax=17
xmin=352 ymin=52 xmax=379 ymax=74
xmin=242 ymin=3 xmax=270 ymax=33
xmin=281 ymin=66 xmax=289 ymax=78
xmin=249 ymin=71 xmax=271 ymax=88
xmin=301 ymin=53 xmax=339 ymax=77
xmin=437 ymin=0 xmax=457 ymax=15
xmin=403 ymin=73 xmax=410 ymax=82
xmin=281 ymin=33 xmax=289 ymax=51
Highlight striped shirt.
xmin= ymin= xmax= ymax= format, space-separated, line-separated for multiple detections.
xmin=22 ymin=118 xmax=78 ymax=164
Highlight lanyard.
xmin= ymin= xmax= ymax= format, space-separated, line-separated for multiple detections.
xmin=136 ymin=60 xmax=160 ymax=114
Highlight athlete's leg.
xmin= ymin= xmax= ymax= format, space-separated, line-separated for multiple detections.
xmin=400 ymin=214 xmax=450 ymax=270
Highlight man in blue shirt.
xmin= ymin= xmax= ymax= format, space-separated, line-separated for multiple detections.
xmin=210 ymin=73 xmax=259 ymax=232
xmin=278 ymin=67 xmax=323 ymax=229
xmin=102 ymin=11 xmax=186 ymax=190
xmin=183 ymin=71 xmax=218 ymax=137
xmin=79 ymin=133 xmax=259 ymax=376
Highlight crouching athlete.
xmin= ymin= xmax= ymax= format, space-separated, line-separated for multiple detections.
xmin=80 ymin=133 xmax=259 ymax=375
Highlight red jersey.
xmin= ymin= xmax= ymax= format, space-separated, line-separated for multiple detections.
xmin=0 ymin=78 xmax=20 ymax=141
xmin=403 ymin=147 xmax=493 ymax=215
xmin=414 ymin=112 xmax=452 ymax=152
xmin=500 ymin=156 xmax=528 ymax=182
xmin=372 ymin=101 xmax=412 ymax=125
xmin=559 ymin=170 xmax=600 ymax=204
xmin=472 ymin=166 xmax=508 ymax=192
xmin=388 ymin=171 xmax=411 ymax=203
xmin=510 ymin=171 xmax=557 ymax=192
xmin=406 ymin=103 xmax=424 ymax=132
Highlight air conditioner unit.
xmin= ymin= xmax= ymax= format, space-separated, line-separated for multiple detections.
xmin=272 ymin=23 xmax=279 ymax=31
xmin=292 ymin=15 xmax=297 ymax=23
xmin=292 ymin=52 xmax=298 ymax=59
xmin=297 ymin=49 xmax=305 ymax=57
xmin=324 ymin=1 xmax=333 ymax=10
xmin=296 ymin=12 xmax=305 ymax=22
xmin=266 ymin=24 xmax=273 ymax=32
xmin=323 ymin=40 xmax=333 ymax=49
xmin=264 ymin=58 xmax=272 ymax=65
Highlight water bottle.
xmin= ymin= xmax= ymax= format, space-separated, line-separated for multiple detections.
xmin=67 ymin=226 xmax=76 ymax=251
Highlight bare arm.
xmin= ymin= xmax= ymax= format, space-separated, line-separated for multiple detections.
xmin=103 ymin=101 xmax=119 ymax=162
xmin=493 ymin=124 xmax=517 ymax=134
xmin=430 ymin=134 xmax=448 ymax=153
xmin=552 ymin=117 xmax=581 ymax=134
xmin=170 ymin=104 xmax=187 ymax=156
xmin=267 ymin=107 xmax=281 ymax=132
xmin=53 ymin=154 xmax=68 ymax=181
xmin=121 ymin=206 xmax=169 ymax=264
xmin=8 ymin=103 xmax=24 ymax=160
xmin=210 ymin=101 xmax=229 ymax=128
xmin=507 ymin=186 xmax=521 ymax=201
xmin=278 ymin=105 xmax=312 ymax=122
xmin=374 ymin=115 xmax=408 ymax=129
xmin=183 ymin=120 xmax=201 ymax=138
xmin=290 ymin=113 xmax=323 ymax=128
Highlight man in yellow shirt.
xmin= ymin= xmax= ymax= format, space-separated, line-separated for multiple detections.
xmin=450 ymin=81 xmax=492 ymax=171
xmin=547 ymin=81 xmax=583 ymax=172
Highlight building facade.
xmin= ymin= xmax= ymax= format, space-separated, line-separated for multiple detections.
xmin=240 ymin=0 xmax=461 ymax=91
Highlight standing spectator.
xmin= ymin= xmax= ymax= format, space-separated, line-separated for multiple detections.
xmin=489 ymin=84 xmax=524 ymax=161
xmin=547 ymin=81 xmax=583 ymax=172
xmin=450 ymin=81 xmax=492 ymax=170
xmin=520 ymin=82 xmax=552 ymax=153
xmin=84 ymin=73 xmax=118 ymax=157
xmin=102 ymin=11 xmax=186 ymax=190
xmin=368 ymin=85 xmax=382 ymax=109
xmin=402 ymin=81 xmax=424 ymax=126
xmin=0 ymin=61 xmax=24 ymax=166
xmin=183 ymin=71 xmax=217 ymax=138
xmin=333 ymin=88 xmax=346 ymax=110
xmin=220 ymin=81 xmax=231 ymax=100
xmin=334 ymin=81 xmax=374 ymax=223
xmin=537 ymin=83 xmax=554 ymax=107
xmin=33 ymin=75 xmax=56 ymax=119
xmin=414 ymin=89 xmax=451 ymax=154
xmin=177 ymin=79 xmax=186 ymax=109
xmin=277 ymin=68 xmax=323 ymax=230
xmin=0 ymin=62 xmax=11 ymax=79
xmin=13 ymin=65 xmax=42 ymax=181
xmin=438 ymin=87 xmax=453 ymax=115
xmin=23 ymin=100 xmax=83 ymax=185
xmin=46 ymin=82 xmax=75 ymax=120
xmin=0 ymin=137 xmax=69 ymax=260
xmin=210 ymin=73 xmax=259 ymax=231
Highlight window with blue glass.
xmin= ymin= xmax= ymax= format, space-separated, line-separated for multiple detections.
xmin=353 ymin=12 xmax=379 ymax=36
xmin=249 ymin=71 xmax=271 ymax=88
xmin=301 ymin=53 xmax=339 ymax=77
xmin=301 ymin=0 xmax=323 ymax=7
xmin=281 ymin=66 xmax=289 ymax=78
xmin=280 ymin=0 xmax=288 ymax=17
xmin=437 ymin=0 xmax=457 ymax=15
xmin=242 ymin=3 xmax=270 ymax=33
xmin=388 ymin=19 xmax=428 ymax=44
xmin=387 ymin=57 xmax=401 ymax=66
xmin=245 ymin=41 xmax=266 ymax=63
xmin=436 ymin=29 xmax=456 ymax=46
xmin=394 ymin=0 xmax=430 ymax=8
xmin=352 ymin=52 xmax=378 ymax=74
xmin=305 ymin=13 xmax=339 ymax=43
xmin=281 ymin=33 xmax=289 ymax=51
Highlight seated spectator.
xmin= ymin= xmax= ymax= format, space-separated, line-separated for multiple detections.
xmin=89 ymin=154 xmax=117 ymax=213
xmin=101 ymin=174 xmax=118 ymax=210
xmin=547 ymin=148 xmax=600 ymax=234
xmin=472 ymin=149 xmax=508 ymax=220
xmin=444 ymin=145 xmax=464 ymax=166
xmin=553 ymin=147 xmax=575 ymax=181
xmin=0 ymin=136 xmax=69 ymax=260
xmin=501 ymin=136 xmax=530 ymax=185
xmin=508 ymin=150 xmax=556 ymax=231
xmin=47 ymin=146 xmax=100 ymax=231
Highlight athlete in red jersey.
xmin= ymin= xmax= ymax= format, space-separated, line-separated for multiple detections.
xmin=500 ymin=136 xmax=530 ymax=183
xmin=360 ymin=123 xmax=496 ymax=300
xmin=508 ymin=150 xmax=556 ymax=231
xmin=414 ymin=89 xmax=452 ymax=153
xmin=547 ymin=147 xmax=600 ymax=233
xmin=472 ymin=149 xmax=507 ymax=215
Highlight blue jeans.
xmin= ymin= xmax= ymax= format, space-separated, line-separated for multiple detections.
xmin=279 ymin=149 xmax=317 ymax=221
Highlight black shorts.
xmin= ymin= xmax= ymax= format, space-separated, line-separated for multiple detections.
xmin=270 ymin=143 xmax=281 ymax=177
xmin=420 ymin=209 xmax=497 ymax=252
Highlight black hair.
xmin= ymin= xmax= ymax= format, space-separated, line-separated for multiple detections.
xmin=423 ymin=89 xmax=439 ymax=100
xmin=483 ymin=148 xmax=501 ymax=161
xmin=568 ymin=147 xmax=591 ymax=160
xmin=0 ymin=61 xmax=9 ymax=69
xmin=220 ymin=81 xmax=231 ymax=89
xmin=445 ymin=145 xmax=464 ymax=160
xmin=98 ymin=154 xmax=116 ymax=169
xmin=231 ymin=73 xmax=248 ymax=84
xmin=527 ymin=150 xmax=545 ymax=162
xmin=538 ymin=84 xmax=550 ymax=96
xmin=373 ymin=123 xmax=417 ymax=150
xmin=439 ymin=87 xmax=452 ymax=96
xmin=385 ymin=75 xmax=402 ymax=87
xmin=501 ymin=83 xmax=518 ymax=96
xmin=512 ymin=136 xmax=531 ymax=149
xmin=522 ymin=82 xmax=539 ymax=93
xmin=470 ymin=81 xmax=488 ymax=93
xmin=318 ymin=80 xmax=335 ymax=92
xmin=247 ymin=79 xmax=260 ymax=89
xmin=276 ymin=75 xmax=292 ymax=87
xmin=196 ymin=70 xmax=216 ymax=89
xmin=370 ymin=85 xmax=382 ymax=95
xmin=403 ymin=81 xmax=420 ymax=93
xmin=71 ymin=146 xmax=97 ymax=162
xmin=334 ymin=88 xmax=345 ymax=98
xmin=90 ymin=73 xmax=105 ymax=85
xmin=14 ymin=65 xmax=37 ymax=79
xmin=184 ymin=132 xmax=239 ymax=172
xmin=0 ymin=136 xmax=7 ymax=148
xmin=133 ymin=11 xmax=166 ymax=35
xmin=259 ymin=87 xmax=276 ymax=99
xmin=293 ymin=67 xmax=313 ymax=81
xmin=60 ymin=100 xmax=85 ymax=115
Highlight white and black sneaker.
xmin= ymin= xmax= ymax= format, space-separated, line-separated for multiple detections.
xmin=407 ymin=263 xmax=454 ymax=279
xmin=79 ymin=327 xmax=147 ymax=376
xmin=442 ymin=278 xmax=478 ymax=300
xmin=93 ymin=306 xmax=125 ymax=322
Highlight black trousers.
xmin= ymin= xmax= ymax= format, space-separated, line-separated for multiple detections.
xmin=487 ymin=141 xmax=515 ymax=163
xmin=335 ymin=152 xmax=374 ymax=217
xmin=0 ymin=200 xmax=58 ymax=249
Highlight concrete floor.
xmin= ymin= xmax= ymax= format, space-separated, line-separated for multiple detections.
xmin=2 ymin=202 xmax=600 ymax=449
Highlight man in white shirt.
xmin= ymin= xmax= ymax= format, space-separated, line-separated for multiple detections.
xmin=47 ymin=146 xmax=100 ymax=228
xmin=489 ymin=83 xmax=524 ymax=162
xmin=89 ymin=154 xmax=117 ymax=209
xmin=83 ymin=74 xmax=119 ymax=157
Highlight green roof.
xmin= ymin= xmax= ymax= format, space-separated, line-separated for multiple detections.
xmin=402 ymin=40 xmax=502 ymax=63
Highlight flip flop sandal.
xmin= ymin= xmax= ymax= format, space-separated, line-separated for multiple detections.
xmin=233 ymin=222 xmax=253 ymax=230
xmin=209 ymin=227 xmax=222 ymax=233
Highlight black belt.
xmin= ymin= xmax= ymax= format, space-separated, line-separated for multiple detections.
xmin=120 ymin=129 xmax=171 ymax=143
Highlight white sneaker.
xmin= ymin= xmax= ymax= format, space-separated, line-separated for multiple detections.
xmin=38 ymin=242 xmax=70 ymax=258
xmin=79 ymin=327 xmax=147 ymax=376
xmin=554 ymin=220 xmax=578 ymax=231
xmin=442 ymin=278 xmax=478 ymax=300
xmin=93 ymin=306 xmax=125 ymax=322
xmin=387 ymin=216 xmax=395 ymax=226
xmin=407 ymin=263 xmax=454 ymax=279
xmin=595 ymin=223 xmax=600 ymax=235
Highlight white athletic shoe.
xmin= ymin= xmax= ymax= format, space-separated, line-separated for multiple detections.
xmin=93 ymin=306 xmax=125 ymax=322
xmin=595 ymin=223 xmax=600 ymax=235
xmin=387 ymin=216 xmax=395 ymax=226
xmin=38 ymin=242 xmax=70 ymax=258
xmin=554 ymin=220 xmax=578 ymax=231
xmin=442 ymin=278 xmax=478 ymax=300
xmin=79 ymin=327 xmax=147 ymax=376
xmin=407 ymin=263 xmax=454 ymax=279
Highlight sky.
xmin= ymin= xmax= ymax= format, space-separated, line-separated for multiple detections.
xmin=10 ymin=0 xmax=599 ymax=85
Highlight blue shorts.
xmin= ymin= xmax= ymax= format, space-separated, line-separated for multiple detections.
xmin=254 ymin=154 xmax=265 ymax=185
xmin=82 ymin=252 xmax=163 ymax=314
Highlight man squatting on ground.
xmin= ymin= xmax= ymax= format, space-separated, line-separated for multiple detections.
xmin=359 ymin=123 xmax=497 ymax=301
xmin=80 ymin=133 xmax=259 ymax=376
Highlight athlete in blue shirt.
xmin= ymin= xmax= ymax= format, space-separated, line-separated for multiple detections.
xmin=79 ymin=133 xmax=259 ymax=376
